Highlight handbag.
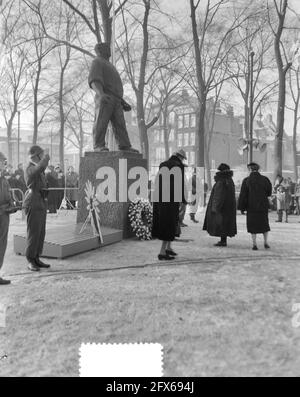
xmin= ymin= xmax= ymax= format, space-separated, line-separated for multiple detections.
xmin=121 ymin=98 xmax=132 ymax=112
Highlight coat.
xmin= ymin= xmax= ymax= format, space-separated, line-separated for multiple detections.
xmin=66 ymin=172 xmax=79 ymax=202
xmin=274 ymin=182 xmax=292 ymax=211
xmin=203 ymin=170 xmax=237 ymax=238
xmin=238 ymin=171 xmax=272 ymax=234
xmin=23 ymin=157 xmax=49 ymax=211
xmin=152 ymin=155 xmax=187 ymax=241
xmin=0 ymin=174 xmax=13 ymax=216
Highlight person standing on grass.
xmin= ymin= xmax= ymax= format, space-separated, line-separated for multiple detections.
xmin=23 ymin=145 xmax=51 ymax=272
xmin=0 ymin=152 xmax=15 ymax=285
xmin=152 ymin=150 xmax=187 ymax=260
xmin=203 ymin=163 xmax=237 ymax=247
xmin=238 ymin=162 xmax=272 ymax=251
xmin=274 ymin=176 xmax=292 ymax=223
xmin=189 ymin=168 xmax=200 ymax=224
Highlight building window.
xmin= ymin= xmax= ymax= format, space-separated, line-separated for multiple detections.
xmin=190 ymin=151 xmax=195 ymax=165
xmin=184 ymin=114 xmax=190 ymax=128
xmin=178 ymin=133 xmax=183 ymax=147
xmin=155 ymin=147 xmax=165 ymax=162
xmin=178 ymin=115 xmax=183 ymax=129
xmin=211 ymin=159 xmax=216 ymax=170
xmin=190 ymin=132 xmax=195 ymax=146
xmin=169 ymin=112 xmax=175 ymax=125
xmin=169 ymin=129 xmax=174 ymax=142
xmin=184 ymin=133 xmax=189 ymax=147
xmin=191 ymin=113 xmax=196 ymax=127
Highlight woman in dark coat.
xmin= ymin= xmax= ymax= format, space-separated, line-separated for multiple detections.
xmin=238 ymin=162 xmax=272 ymax=250
xmin=203 ymin=163 xmax=237 ymax=247
xmin=152 ymin=150 xmax=187 ymax=260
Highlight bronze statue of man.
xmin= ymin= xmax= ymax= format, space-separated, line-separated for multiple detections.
xmin=88 ymin=43 xmax=138 ymax=153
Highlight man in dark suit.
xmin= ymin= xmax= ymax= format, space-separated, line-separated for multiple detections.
xmin=0 ymin=152 xmax=14 ymax=285
xmin=23 ymin=145 xmax=51 ymax=271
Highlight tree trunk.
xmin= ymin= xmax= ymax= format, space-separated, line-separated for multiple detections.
xmin=293 ymin=112 xmax=299 ymax=182
xmin=32 ymin=61 xmax=41 ymax=145
xmin=163 ymin=107 xmax=170 ymax=160
xmin=273 ymin=0 xmax=291 ymax=180
xmin=197 ymin=98 xmax=206 ymax=168
xmin=136 ymin=91 xmax=149 ymax=164
xmin=204 ymin=140 xmax=212 ymax=190
xmin=59 ymin=69 xmax=65 ymax=167
xmin=274 ymin=71 xmax=287 ymax=179
xmin=6 ymin=119 xmax=14 ymax=165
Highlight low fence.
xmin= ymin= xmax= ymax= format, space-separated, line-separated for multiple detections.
xmin=9 ymin=188 xmax=80 ymax=220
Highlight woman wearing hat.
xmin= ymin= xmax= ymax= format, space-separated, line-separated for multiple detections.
xmin=238 ymin=162 xmax=272 ymax=250
xmin=203 ymin=163 xmax=237 ymax=247
xmin=0 ymin=152 xmax=14 ymax=285
xmin=152 ymin=150 xmax=187 ymax=260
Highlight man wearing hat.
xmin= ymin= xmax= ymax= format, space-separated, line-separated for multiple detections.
xmin=0 ymin=152 xmax=14 ymax=285
xmin=238 ymin=162 xmax=272 ymax=250
xmin=88 ymin=42 xmax=139 ymax=153
xmin=23 ymin=145 xmax=51 ymax=271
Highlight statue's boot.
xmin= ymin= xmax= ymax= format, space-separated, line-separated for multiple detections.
xmin=119 ymin=146 xmax=139 ymax=153
xmin=94 ymin=147 xmax=109 ymax=152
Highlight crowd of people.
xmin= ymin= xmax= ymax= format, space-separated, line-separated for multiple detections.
xmin=0 ymin=161 xmax=79 ymax=213
xmin=0 ymin=147 xmax=79 ymax=285
xmin=152 ymin=149 xmax=300 ymax=260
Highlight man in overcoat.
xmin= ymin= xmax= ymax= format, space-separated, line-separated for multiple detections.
xmin=23 ymin=145 xmax=51 ymax=271
xmin=238 ymin=162 xmax=272 ymax=250
xmin=0 ymin=152 xmax=14 ymax=285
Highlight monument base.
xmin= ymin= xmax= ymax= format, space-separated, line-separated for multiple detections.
xmin=14 ymin=224 xmax=122 ymax=259
xmin=77 ymin=151 xmax=148 ymax=238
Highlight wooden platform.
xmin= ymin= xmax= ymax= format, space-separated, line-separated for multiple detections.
xmin=14 ymin=224 xmax=123 ymax=259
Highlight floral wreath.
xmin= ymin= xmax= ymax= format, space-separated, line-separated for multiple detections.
xmin=128 ymin=198 xmax=153 ymax=241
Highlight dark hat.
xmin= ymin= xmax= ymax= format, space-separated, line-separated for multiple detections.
xmin=0 ymin=152 xmax=7 ymax=161
xmin=247 ymin=162 xmax=260 ymax=171
xmin=217 ymin=163 xmax=230 ymax=172
xmin=95 ymin=42 xmax=110 ymax=54
xmin=28 ymin=145 xmax=43 ymax=157
xmin=173 ymin=149 xmax=187 ymax=160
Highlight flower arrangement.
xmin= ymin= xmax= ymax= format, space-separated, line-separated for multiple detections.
xmin=128 ymin=198 xmax=153 ymax=241
xmin=80 ymin=180 xmax=103 ymax=243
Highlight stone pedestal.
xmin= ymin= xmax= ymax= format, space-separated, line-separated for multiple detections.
xmin=77 ymin=151 xmax=148 ymax=238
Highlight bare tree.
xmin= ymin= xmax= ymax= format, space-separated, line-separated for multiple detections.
xmin=118 ymin=0 xmax=186 ymax=163
xmin=21 ymin=3 xmax=57 ymax=144
xmin=268 ymin=0 xmax=292 ymax=179
xmin=0 ymin=43 xmax=30 ymax=164
xmin=227 ymin=10 xmax=277 ymax=145
xmin=65 ymin=89 xmax=94 ymax=157
xmin=189 ymin=0 xmax=251 ymax=185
